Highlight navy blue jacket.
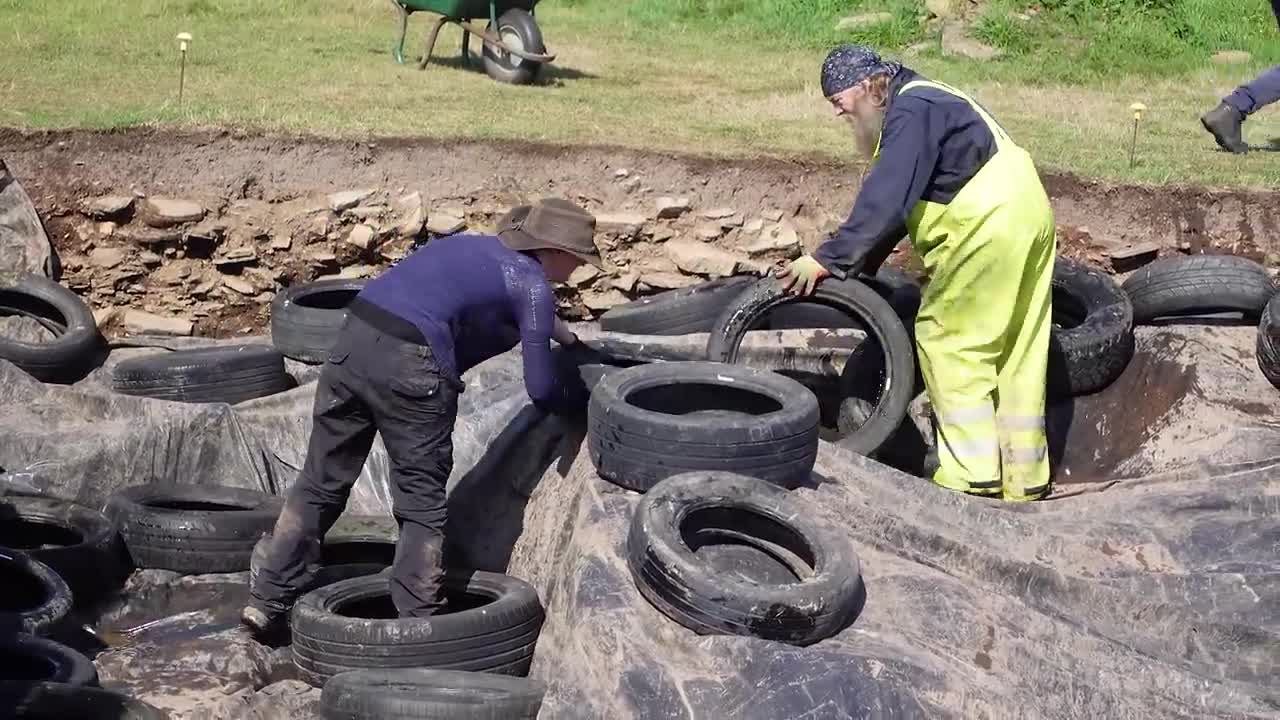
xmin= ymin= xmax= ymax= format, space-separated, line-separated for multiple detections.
xmin=358 ymin=234 xmax=582 ymax=413
xmin=813 ymin=68 xmax=1000 ymax=277
xmin=1273 ymin=0 xmax=1279 ymax=28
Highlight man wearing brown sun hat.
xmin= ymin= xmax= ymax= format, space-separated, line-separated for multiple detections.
xmin=244 ymin=198 xmax=601 ymax=635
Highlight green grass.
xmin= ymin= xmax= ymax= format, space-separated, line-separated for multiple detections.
xmin=1 ymin=0 xmax=1278 ymax=189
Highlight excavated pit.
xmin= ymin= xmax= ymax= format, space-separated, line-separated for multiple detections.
xmin=0 ymin=320 xmax=1268 ymax=718
xmin=1 ymin=130 xmax=1278 ymax=717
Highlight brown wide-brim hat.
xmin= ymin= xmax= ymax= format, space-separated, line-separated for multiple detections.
xmin=497 ymin=198 xmax=603 ymax=268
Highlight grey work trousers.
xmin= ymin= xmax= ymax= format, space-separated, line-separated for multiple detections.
xmin=1225 ymin=65 xmax=1280 ymax=115
xmin=251 ymin=313 xmax=459 ymax=618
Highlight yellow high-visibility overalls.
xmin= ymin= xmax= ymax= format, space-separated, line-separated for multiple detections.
xmin=877 ymin=80 xmax=1056 ymax=501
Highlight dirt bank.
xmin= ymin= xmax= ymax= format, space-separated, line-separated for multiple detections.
xmin=2 ymin=127 xmax=1277 ymax=337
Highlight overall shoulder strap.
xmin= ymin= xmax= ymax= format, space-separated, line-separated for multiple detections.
xmin=898 ymin=80 xmax=1012 ymax=146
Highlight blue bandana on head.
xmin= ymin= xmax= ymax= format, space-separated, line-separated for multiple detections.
xmin=820 ymin=44 xmax=903 ymax=98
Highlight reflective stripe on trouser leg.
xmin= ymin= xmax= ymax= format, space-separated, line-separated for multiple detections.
xmin=915 ymin=300 xmax=1002 ymax=495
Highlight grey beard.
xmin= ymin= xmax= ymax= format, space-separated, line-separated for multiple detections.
xmin=848 ymin=108 xmax=885 ymax=161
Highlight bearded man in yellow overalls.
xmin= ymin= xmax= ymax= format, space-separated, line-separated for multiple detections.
xmin=778 ymin=44 xmax=1056 ymax=502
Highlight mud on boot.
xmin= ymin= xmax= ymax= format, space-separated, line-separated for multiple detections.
xmin=241 ymin=604 xmax=291 ymax=646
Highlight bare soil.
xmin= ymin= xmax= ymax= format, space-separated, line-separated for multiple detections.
xmin=2 ymin=127 xmax=1278 ymax=337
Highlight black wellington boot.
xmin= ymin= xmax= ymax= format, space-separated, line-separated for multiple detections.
xmin=1200 ymin=102 xmax=1250 ymax=154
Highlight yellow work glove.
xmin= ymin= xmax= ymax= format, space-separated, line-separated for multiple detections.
xmin=777 ymin=255 xmax=832 ymax=296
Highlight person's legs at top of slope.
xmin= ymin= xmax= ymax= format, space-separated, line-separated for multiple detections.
xmin=1201 ymin=1 xmax=1280 ymax=153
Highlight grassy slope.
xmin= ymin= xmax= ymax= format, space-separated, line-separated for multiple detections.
xmin=1 ymin=0 xmax=1278 ymax=188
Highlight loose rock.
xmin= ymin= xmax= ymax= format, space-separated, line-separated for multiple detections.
xmin=596 ymin=212 xmax=648 ymax=237
xmin=327 ymin=189 xmax=376 ymax=213
xmin=213 ymin=247 xmax=257 ymax=268
xmin=747 ymin=221 xmax=801 ymax=255
xmin=93 ymin=307 xmax=119 ymax=329
xmin=142 ymin=198 xmax=206 ymax=228
xmin=123 ymin=310 xmax=193 ymax=336
xmin=345 ymin=224 xmax=378 ymax=252
xmin=701 ymin=207 xmax=737 ymax=220
xmin=394 ymin=192 xmax=427 ymax=239
xmin=347 ymin=205 xmax=388 ymax=221
xmin=641 ymin=271 xmax=698 ymax=290
xmin=119 ymin=226 xmax=185 ymax=247
xmin=425 ymin=208 xmax=466 ymax=235
xmin=743 ymin=218 xmax=765 ymax=234
xmin=222 ymin=277 xmax=256 ymax=296
xmin=655 ymin=196 xmax=691 ymax=219
xmin=695 ymin=223 xmax=725 ymax=240
xmin=271 ymin=236 xmax=292 ymax=251
xmin=139 ymin=251 xmax=162 ymax=267
xmin=152 ymin=262 xmax=193 ymax=287
xmin=337 ymin=265 xmax=377 ymax=279
xmin=82 ymin=195 xmax=135 ymax=220
xmin=192 ymin=274 xmax=221 ymax=298
xmin=644 ymin=225 xmax=673 ymax=243
xmin=582 ymin=289 xmax=629 ymax=311
xmin=90 ymin=247 xmax=126 ymax=269
xmin=308 ymin=250 xmax=338 ymax=266
xmin=567 ymin=264 xmax=602 ymax=287
xmin=666 ymin=238 xmax=742 ymax=276
xmin=1108 ymin=242 xmax=1160 ymax=272
xmin=612 ymin=271 xmax=640 ymax=293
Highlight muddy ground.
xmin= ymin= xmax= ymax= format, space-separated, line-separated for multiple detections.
xmin=2 ymin=127 xmax=1278 ymax=337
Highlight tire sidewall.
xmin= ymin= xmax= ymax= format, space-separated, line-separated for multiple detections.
xmin=628 ymin=472 xmax=862 ymax=645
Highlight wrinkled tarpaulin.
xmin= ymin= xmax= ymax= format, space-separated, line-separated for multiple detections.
xmin=0 ymin=317 xmax=1277 ymax=719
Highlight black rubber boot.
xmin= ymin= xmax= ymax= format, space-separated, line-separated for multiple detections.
xmin=1200 ymin=102 xmax=1249 ymax=154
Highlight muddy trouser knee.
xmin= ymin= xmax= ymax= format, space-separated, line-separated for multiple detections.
xmin=361 ymin=325 xmax=458 ymax=619
xmin=251 ymin=314 xmax=459 ymax=617
xmin=1225 ymin=65 xmax=1280 ymax=115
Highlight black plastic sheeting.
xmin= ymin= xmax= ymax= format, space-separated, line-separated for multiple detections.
xmin=0 ymin=317 xmax=1277 ymax=718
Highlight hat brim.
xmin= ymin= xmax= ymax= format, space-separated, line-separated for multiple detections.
xmin=497 ymin=204 xmax=604 ymax=269
xmin=498 ymin=226 xmax=605 ymax=269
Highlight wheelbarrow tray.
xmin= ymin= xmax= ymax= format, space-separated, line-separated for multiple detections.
xmin=398 ymin=0 xmax=538 ymax=17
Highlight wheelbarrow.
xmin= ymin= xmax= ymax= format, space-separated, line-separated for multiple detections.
xmin=390 ymin=0 xmax=556 ymax=85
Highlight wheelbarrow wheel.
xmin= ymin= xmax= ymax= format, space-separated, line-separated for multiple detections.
xmin=482 ymin=8 xmax=545 ymax=85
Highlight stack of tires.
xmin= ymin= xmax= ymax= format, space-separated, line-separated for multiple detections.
xmin=587 ymin=358 xmax=867 ymax=645
xmin=0 ymin=493 xmax=164 ymax=717
xmin=595 ymin=260 xmax=1141 ymax=472
xmin=584 ymin=262 xmax=1153 ymax=641
xmin=99 ymin=481 xmax=552 ymax=718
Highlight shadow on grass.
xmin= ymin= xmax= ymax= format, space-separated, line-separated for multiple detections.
xmin=414 ymin=49 xmax=599 ymax=84
xmin=1255 ymin=137 xmax=1280 ymax=152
